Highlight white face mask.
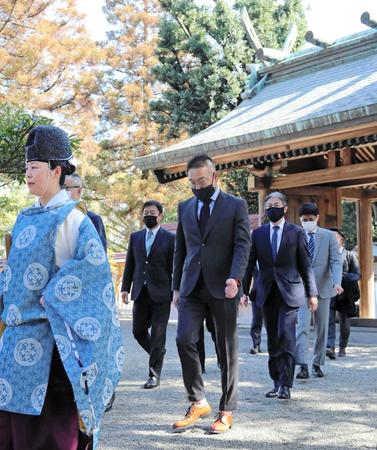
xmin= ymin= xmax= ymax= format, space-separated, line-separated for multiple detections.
xmin=301 ymin=219 xmax=318 ymax=233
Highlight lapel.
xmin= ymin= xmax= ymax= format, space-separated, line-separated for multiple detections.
xmin=262 ymin=224 xmax=273 ymax=261
xmin=313 ymin=227 xmax=323 ymax=263
xmin=276 ymin=221 xmax=289 ymax=261
xmin=139 ymin=229 xmax=147 ymax=259
xmin=148 ymin=227 xmax=162 ymax=257
xmin=187 ymin=196 xmax=201 ymax=235
xmin=202 ymin=191 xmax=226 ymax=240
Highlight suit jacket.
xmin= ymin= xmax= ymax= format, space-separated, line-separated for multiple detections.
xmin=173 ymin=190 xmax=251 ymax=299
xmin=244 ymin=221 xmax=317 ymax=308
xmin=87 ymin=210 xmax=107 ymax=252
xmin=311 ymin=227 xmax=342 ymax=299
xmin=121 ymin=227 xmax=175 ymax=303
xmin=335 ymin=248 xmax=360 ymax=316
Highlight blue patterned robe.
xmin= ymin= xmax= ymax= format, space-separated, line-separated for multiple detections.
xmin=0 ymin=200 xmax=124 ymax=439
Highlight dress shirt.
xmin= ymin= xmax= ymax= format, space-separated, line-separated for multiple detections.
xmin=269 ymin=218 xmax=285 ymax=253
xmin=197 ymin=187 xmax=220 ymax=219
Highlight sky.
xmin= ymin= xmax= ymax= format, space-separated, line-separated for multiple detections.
xmin=77 ymin=0 xmax=377 ymax=45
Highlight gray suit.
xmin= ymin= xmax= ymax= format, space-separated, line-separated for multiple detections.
xmin=296 ymin=227 xmax=342 ymax=367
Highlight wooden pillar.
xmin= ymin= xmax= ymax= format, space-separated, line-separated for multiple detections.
xmin=258 ymin=190 xmax=267 ymax=225
xmin=358 ymin=196 xmax=375 ymax=318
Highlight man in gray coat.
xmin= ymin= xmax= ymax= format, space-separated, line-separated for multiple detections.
xmin=295 ymin=203 xmax=343 ymax=379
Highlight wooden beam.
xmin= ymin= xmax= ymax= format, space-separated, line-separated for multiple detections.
xmin=336 ymin=187 xmax=342 ymax=227
xmin=333 ymin=177 xmax=377 ymax=188
xmin=269 ymin=161 xmax=377 ymax=189
xmin=341 ymin=188 xmax=363 ymax=200
xmin=358 ymin=196 xmax=375 ymax=318
xmin=340 ymin=148 xmax=352 ymax=166
xmin=363 ymin=189 xmax=377 ymax=199
xmin=327 ymin=151 xmax=337 ymax=168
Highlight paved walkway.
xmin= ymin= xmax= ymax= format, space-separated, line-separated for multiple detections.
xmin=99 ymin=320 xmax=377 ymax=450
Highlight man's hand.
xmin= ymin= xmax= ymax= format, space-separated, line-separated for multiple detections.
xmin=225 ymin=278 xmax=239 ymax=299
xmin=121 ymin=291 xmax=129 ymax=305
xmin=334 ymin=284 xmax=344 ymax=295
xmin=173 ymin=290 xmax=179 ymax=307
xmin=240 ymin=294 xmax=249 ymax=308
xmin=308 ymin=296 xmax=318 ymax=312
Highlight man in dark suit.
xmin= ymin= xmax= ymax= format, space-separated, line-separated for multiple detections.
xmin=243 ymin=192 xmax=318 ymax=400
xmin=121 ymin=200 xmax=175 ymax=389
xmin=64 ymin=173 xmax=107 ymax=251
xmin=172 ymin=155 xmax=250 ymax=434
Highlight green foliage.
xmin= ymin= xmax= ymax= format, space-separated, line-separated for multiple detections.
xmin=0 ymin=104 xmax=52 ymax=185
xmin=152 ymin=0 xmax=307 ymax=209
xmin=341 ymin=201 xmax=357 ymax=250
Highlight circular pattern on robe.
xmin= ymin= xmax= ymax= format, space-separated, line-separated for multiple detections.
xmin=49 ymin=227 xmax=58 ymax=247
xmin=0 ymin=336 xmax=3 ymax=354
xmin=80 ymin=363 xmax=98 ymax=389
xmin=80 ymin=410 xmax=94 ymax=432
xmin=55 ymin=335 xmax=72 ymax=361
xmin=15 ymin=225 xmax=37 ymax=249
xmin=102 ymin=282 xmax=114 ymax=310
xmin=5 ymin=304 xmax=22 ymax=326
xmin=0 ymin=379 xmax=12 ymax=407
xmin=74 ymin=317 xmax=101 ymax=342
xmin=85 ymin=239 xmax=106 ymax=266
xmin=23 ymin=263 xmax=49 ymax=291
xmin=2 ymin=265 xmax=12 ymax=292
xmin=31 ymin=383 xmax=47 ymax=411
xmin=111 ymin=308 xmax=120 ymax=327
xmin=107 ymin=335 xmax=113 ymax=356
xmin=55 ymin=275 xmax=82 ymax=302
xmin=14 ymin=338 xmax=43 ymax=366
xmin=115 ymin=346 xmax=125 ymax=372
xmin=102 ymin=378 xmax=114 ymax=407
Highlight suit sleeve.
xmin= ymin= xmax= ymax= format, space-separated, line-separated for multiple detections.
xmin=229 ymin=199 xmax=251 ymax=281
xmin=297 ymin=228 xmax=318 ymax=297
xmin=168 ymin=232 xmax=175 ymax=283
xmin=243 ymin=231 xmax=256 ymax=294
xmin=172 ymin=203 xmax=186 ymax=291
xmin=96 ymin=216 xmax=107 ymax=253
xmin=121 ymin=233 xmax=135 ymax=292
xmin=329 ymin=233 xmax=342 ymax=286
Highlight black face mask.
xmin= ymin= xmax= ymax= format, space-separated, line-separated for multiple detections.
xmin=266 ymin=207 xmax=285 ymax=223
xmin=192 ymin=174 xmax=216 ymax=202
xmin=143 ymin=215 xmax=158 ymax=229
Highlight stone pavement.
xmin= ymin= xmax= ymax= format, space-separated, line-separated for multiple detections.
xmin=98 ymin=320 xmax=377 ymax=450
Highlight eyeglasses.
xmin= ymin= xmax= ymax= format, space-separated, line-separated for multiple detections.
xmin=63 ymin=185 xmax=81 ymax=190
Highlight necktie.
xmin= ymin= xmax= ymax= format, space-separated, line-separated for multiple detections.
xmin=145 ymin=230 xmax=154 ymax=256
xmin=308 ymin=232 xmax=315 ymax=262
xmin=199 ymin=200 xmax=211 ymax=236
xmin=271 ymin=225 xmax=279 ymax=261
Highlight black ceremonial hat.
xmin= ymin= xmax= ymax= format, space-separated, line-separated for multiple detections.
xmin=25 ymin=125 xmax=72 ymax=162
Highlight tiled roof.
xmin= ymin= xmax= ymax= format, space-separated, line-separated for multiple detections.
xmin=135 ymin=30 xmax=377 ymax=176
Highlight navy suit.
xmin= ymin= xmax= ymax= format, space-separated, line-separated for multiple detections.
xmin=244 ymin=221 xmax=317 ymax=388
xmin=87 ymin=210 xmax=107 ymax=252
xmin=174 ymin=190 xmax=250 ymax=411
xmin=122 ymin=227 xmax=175 ymax=378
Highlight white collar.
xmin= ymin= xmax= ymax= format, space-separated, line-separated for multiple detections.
xmin=269 ymin=218 xmax=285 ymax=230
xmin=35 ymin=189 xmax=70 ymax=208
xmin=145 ymin=225 xmax=160 ymax=236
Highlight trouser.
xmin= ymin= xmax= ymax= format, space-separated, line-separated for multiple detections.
xmin=132 ymin=286 xmax=171 ymax=378
xmin=250 ymin=301 xmax=264 ymax=347
xmin=327 ymin=306 xmax=351 ymax=349
xmin=197 ymin=306 xmax=219 ymax=372
xmin=176 ymin=281 xmax=239 ymax=411
xmin=0 ymin=346 xmax=88 ymax=450
xmin=263 ymin=284 xmax=298 ymax=388
xmin=296 ymin=296 xmax=331 ymax=367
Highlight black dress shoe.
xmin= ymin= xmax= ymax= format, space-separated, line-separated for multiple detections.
xmin=265 ymin=385 xmax=279 ymax=398
xmin=326 ymin=347 xmax=336 ymax=360
xmin=338 ymin=347 xmax=346 ymax=357
xmin=296 ymin=364 xmax=309 ymax=379
xmin=277 ymin=386 xmax=290 ymax=400
xmin=249 ymin=344 xmax=261 ymax=355
xmin=312 ymin=364 xmax=324 ymax=378
xmin=144 ymin=376 xmax=160 ymax=389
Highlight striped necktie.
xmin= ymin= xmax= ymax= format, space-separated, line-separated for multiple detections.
xmin=308 ymin=232 xmax=315 ymax=261
xmin=271 ymin=226 xmax=279 ymax=261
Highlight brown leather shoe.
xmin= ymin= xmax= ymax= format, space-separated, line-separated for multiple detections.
xmin=209 ymin=412 xmax=233 ymax=434
xmin=173 ymin=403 xmax=212 ymax=432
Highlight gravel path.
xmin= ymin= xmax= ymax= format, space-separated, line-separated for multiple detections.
xmin=99 ymin=320 xmax=377 ymax=450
